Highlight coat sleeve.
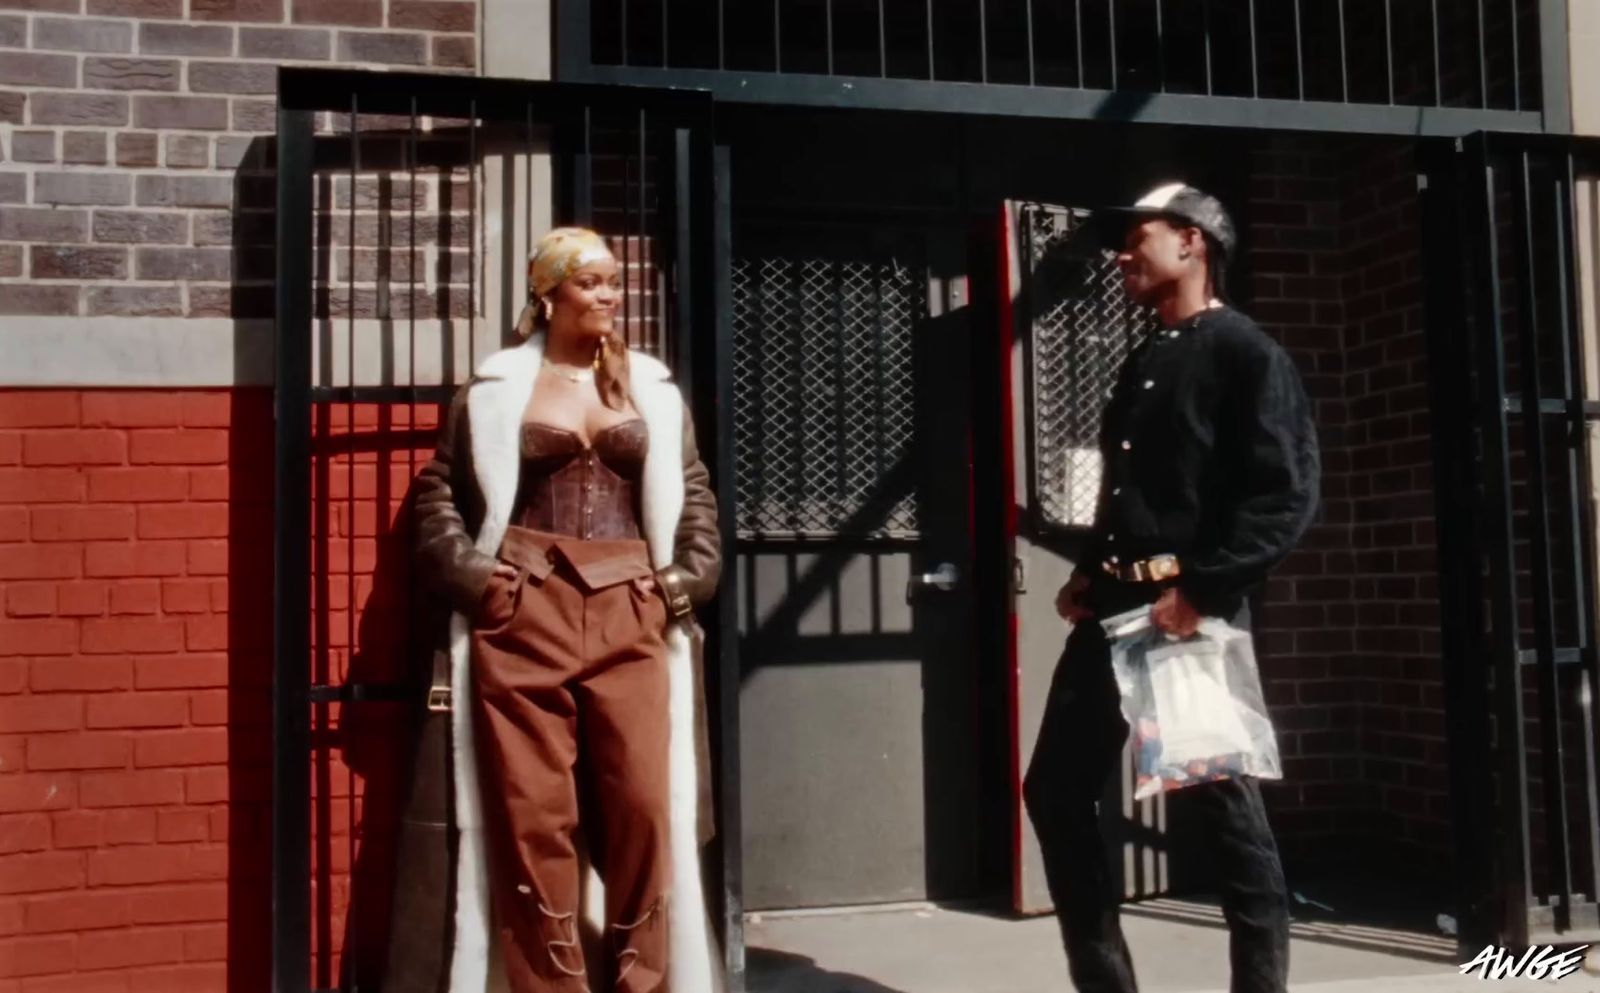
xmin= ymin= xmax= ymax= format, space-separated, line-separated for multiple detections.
xmin=1178 ymin=338 xmax=1320 ymax=616
xmin=656 ymin=400 xmax=722 ymax=616
xmin=413 ymin=382 xmax=497 ymax=616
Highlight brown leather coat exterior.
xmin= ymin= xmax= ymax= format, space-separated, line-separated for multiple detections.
xmin=382 ymin=379 xmax=720 ymax=993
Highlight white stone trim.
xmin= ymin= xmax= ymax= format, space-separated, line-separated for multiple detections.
xmin=1 ymin=317 xmax=274 ymax=387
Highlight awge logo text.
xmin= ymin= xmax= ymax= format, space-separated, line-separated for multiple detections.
xmin=1458 ymin=944 xmax=1590 ymax=981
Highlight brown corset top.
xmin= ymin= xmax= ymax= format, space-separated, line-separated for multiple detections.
xmin=510 ymin=420 xmax=648 ymax=539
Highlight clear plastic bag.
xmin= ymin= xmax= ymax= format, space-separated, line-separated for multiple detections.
xmin=1102 ymin=606 xmax=1282 ymax=801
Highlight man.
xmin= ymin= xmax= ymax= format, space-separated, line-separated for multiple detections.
xmin=1023 ymin=183 xmax=1320 ymax=993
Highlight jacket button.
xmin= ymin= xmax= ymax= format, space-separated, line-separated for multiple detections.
xmin=1120 ymin=440 xmax=1132 ymax=451
xmin=1112 ymin=487 xmax=1122 ymax=496
xmin=1143 ymin=379 xmax=1154 ymax=389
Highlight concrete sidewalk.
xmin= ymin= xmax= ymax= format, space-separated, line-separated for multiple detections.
xmin=745 ymin=900 xmax=1598 ymax=992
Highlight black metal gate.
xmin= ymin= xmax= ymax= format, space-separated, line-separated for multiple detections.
xmin=1423 ymin=131 xmax=1600 ymax=953
xmin=271 ymin=68 xmax=734 ymax=993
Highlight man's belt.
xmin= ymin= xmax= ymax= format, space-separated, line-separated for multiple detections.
xmin=1101 ymin=554 xmax=1182 ymax=583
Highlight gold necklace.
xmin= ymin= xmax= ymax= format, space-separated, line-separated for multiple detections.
xmin=542 ymin=360 xmax=594 ymax=384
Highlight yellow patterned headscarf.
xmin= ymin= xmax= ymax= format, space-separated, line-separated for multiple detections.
xmin=529 ymin=227 xmax=615 ymax=298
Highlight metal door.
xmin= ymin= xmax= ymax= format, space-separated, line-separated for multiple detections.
xmin=731 ymin=216 xmax=991 ymax=908
xmin=271 ymin=68 xmax=734 ymax=992
xmin=999 ymin=201 xmax=1171 ymax=914
xmin=1422 ymin=132 xmax=1600 ymax=954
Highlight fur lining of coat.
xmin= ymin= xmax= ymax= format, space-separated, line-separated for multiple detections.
xmin=444 ymin=333 xmax=714 ymax=993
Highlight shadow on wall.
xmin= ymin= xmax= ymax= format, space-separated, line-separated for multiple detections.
xmin=225 ymin=389 xmax=277 ymax=993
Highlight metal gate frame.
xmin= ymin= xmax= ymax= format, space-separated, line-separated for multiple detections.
xmin=272 ymin=67 xmax=737 ymax=993
xmin=1423 ymin=130 xmax=1600 ymax=954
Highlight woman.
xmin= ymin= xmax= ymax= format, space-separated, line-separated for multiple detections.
xmin=398 ymin=227 xmax=721 ymax=993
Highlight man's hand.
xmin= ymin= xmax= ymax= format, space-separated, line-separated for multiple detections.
xmin=1150 ymin=588 xmax=1201 ymax=637
xmin=1055 ymin=572 xmax=1092 ymax=622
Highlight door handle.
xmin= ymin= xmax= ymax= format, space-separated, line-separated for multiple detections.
xmin=906 ymin=561 xmax=960 ymax=602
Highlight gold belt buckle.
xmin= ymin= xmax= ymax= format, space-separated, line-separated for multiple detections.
xmin=425 ymin=685 xmax=452 ymax=713
xmin=1145 ymin=554 xmax=1181 ymax=582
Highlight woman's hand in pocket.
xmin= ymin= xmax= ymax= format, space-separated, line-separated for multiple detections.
xmin=475 ymin=562 xmax=520 ymax=627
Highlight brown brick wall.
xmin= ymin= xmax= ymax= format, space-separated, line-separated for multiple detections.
xmin=1245 ymin=133 xmax=1450 ymax=876
xmin=0 ymin=0 xmax=479 ymax=319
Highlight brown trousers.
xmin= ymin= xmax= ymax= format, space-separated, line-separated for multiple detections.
xmin=471 ymin=526 xmax=671 ymax=993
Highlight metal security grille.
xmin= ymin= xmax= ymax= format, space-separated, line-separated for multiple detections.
xmin=568 ymin=0 xmax=1564 ymax=129
xmin=732 ymin=244 xmax=921 ymax=539
xmin=1021 ymin=203 xmax=1155 ymax=529
xmin=1424 ymin=132 xmax=1600 ymax=952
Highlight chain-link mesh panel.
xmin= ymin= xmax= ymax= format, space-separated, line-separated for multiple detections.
xmin=732 ymin=249 xmax=921 ymax=539
xmin=1023 ymin=203 xmax=1156 ymax=528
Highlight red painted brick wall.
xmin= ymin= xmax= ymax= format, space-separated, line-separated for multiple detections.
xmin=0 ymin=389 xmax=275 ymax=993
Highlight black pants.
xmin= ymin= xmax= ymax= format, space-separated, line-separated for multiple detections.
xmin=1022 ymin=593 xmax=1290 ymax=993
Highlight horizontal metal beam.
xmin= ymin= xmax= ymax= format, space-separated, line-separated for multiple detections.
xmin=278 ymin=66 xmax=712 ymax=126
xmin=567 ymin=65 xmax=1545 ymax=137
xmin=308 ymin=385 xmax=458 ymax=404
xmin=1517 ymin=647 xmax=1586 ymax=667
xmin=1503 ymin=398 xmax=1600 ymax=417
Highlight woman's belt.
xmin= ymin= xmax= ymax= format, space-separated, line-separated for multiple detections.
xmin=498 ymin=525 xmax=652 ymax=592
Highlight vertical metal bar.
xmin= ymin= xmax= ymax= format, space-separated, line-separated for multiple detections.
xmin=1475 ymin=0 xmax=1487 ymax=108
xmin=1469 ymin=134 xmax=1532 ymax=948
xmin=978 ymin=0 xmax=988 ymax=83
xmin=468 ymin=99 xmax=478 ymax=367
xmin=343 ymin=97 xmax=359 ymax=993
xmin=1201 ymin=0 xmax=1212 ymax=96
xmin=1337 ymin=0 xmax=1348 ymax=102
xmin=878 ymin=0 xmax=887 ymax=76
xmin=717 ymin=0 xmax=725 ymax=69
xmin=1107 ymin=0 xmax=1117 ymax=89
xmin=826 ymin=0 xmax=834 ymax=75
xmin=1074 ymin=0 xmax=1084 ymax=88
xmin=1510 ymin=149 xmax=1574 ymax=931
xmin=414 ymin=101 xmax=421 ymax=398
xmin=1509 ymin=0 xmax=1520 ymax=110
xmin=1431 ymin=0 xmax=1442 ymax=105
xmin=925 ymin=0 xmax=935 ymax=79
xmin=1539 ymin=0 xmax=1573 ymax=130
xmin=623 ymin=110 xmax=635 ymax=347
xmin=526 ymin=102 xmax=534 ymax=284
xmin=1024 ymin=0 xmax=1034 ymax=85
xmin=1419 ymin=139 xmax=1496 ymax=957
xmin=1293 ymin=0 xmax=1304 ymax=99
xmin=708 ymin=139 xmax=745 ymax=991
xmin=570 ymin=104 xmax=593 ymax=228
xmin=1555 ymin=150 xmax=1600 ymax=910
xmin=775 ymin=0 xmax=782 ymax=72
xmin=1154 ymin=0 xmax=1165 ymax=93
xmin=674 ymin=128 xmax=693 ymax=390
xmin=1247 ymin=0 xmax=1258 ymax=97
xmin=638 ymin=108 xmax=649 ymax=353
xmin=272 ymin=102 xmax=314 ymax=993
xmin=1384 ymin=0 xmax=1393 ymax=104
